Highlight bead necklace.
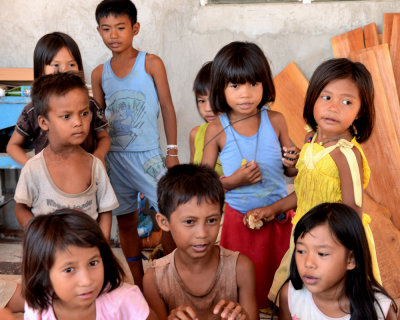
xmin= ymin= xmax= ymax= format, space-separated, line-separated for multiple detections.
xmin=308 ymin=132 xmax=353 ymax=146
xmin=229 ymin=110 xmax=260 ymax=167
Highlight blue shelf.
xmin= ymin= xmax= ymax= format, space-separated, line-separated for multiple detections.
xmin=0 ymin=96 xmax=30 ymax=130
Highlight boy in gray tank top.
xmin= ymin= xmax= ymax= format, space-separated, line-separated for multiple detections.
xmin=143 ymin=164 xmax=258 ymax=320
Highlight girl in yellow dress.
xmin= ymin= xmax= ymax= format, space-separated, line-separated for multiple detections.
xmin=246 ymin=58 xmax=381 ymax=304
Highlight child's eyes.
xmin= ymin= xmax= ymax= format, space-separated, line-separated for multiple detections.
xmin=321 ymin=95 xmax=331 ymax=101
xmin=318 ymin=252 xmax=329 ymax=257
xmin=207 ymin=218 xmax=218 ymax=224
xmin=229 ymin=84 xmax=238 ymax=89
xmin=183 ymin=219 xmax=195 ymax=225
xmin=296 ymin=249 xmax=305 ymax=254
xmin=118 ymin=27 xmax=125 ymax=30
xmin=89 ymin=260 xmax=99 ymax=267
xmin=81 ymin=111 xmax=90 ymax=117
xmin=63 ymin=267 xmax=74 ymax=273
xmin=61 ymin=114 xmax=70 ymax=119
xmin=197 ymin=99 xmax=205 ymax=104
xmin=342 ymin=99 xmax=352 ymax=105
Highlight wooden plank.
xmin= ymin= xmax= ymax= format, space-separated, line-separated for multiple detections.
xmin=270 ymin=62 xmax=308 ymax=149
xmin=369 ymin=44 xmax=400 ymax=143
xmin=0 ymin=68 xmax=33 ymax=82
xmin=331 ymin=27 xmax=365 ymax=58
xmin=349 ymin=48 xmax=400 ymax=229
xmin=364 ymin=23 xmax=379 ymax=48
xmin=366 ymin=193 xmax=400 ymax=299
xmin=390 ymin=16 xmax=400 ymax=101
xmin=382 ymin=13 xmax=400 ymax=45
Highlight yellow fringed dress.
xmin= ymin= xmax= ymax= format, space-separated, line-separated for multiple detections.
xmin=193 ymin=123 xmax=223 ymax=176
xmin=268 ymin=134 xmax=381 ymax=302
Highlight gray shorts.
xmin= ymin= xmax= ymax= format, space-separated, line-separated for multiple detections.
xmin=106 ymin=149 xmax=166 ymax=215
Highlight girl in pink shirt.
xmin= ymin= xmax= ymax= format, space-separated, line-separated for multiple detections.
xmin=22 ymin=209 xmax=154 ymax=320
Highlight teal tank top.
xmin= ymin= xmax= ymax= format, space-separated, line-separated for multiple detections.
xmin=102 ymin=51 xmax=160 ymax=151
xmin=219 ymin=108 xmax=287 ymax=213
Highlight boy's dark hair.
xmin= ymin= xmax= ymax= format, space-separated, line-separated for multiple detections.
xmin=289 ymin=203 xmax=396 ymax=320
xmin=210 ymin=41 xmax=275 ymax=114
xmin=193 ymin=61 xmax=212 ymax=98
xmin=22 ymin=209 xmax=125 ymax=312
xmin=157 ymin=164 xmax=225 ymax=220
xmin=31 ymin=72 xmax=88 ymax=119
xmin=303 ymin=58 xmax=375 ymax=143
xmin=33 ymin=32 xmax=83 ymax=79
xmin=96 ymin=0 xmax=137 ymax=26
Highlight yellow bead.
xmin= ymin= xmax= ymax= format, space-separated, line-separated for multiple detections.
xmin=241 ymin=159 xmax=247 ymax=166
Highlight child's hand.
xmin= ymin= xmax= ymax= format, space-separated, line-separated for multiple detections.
xmin=168 ymin=306 xmax=198 ymax=320
xmin=282 ymin=146 xmax=299 ymax=168
xmin=213 ymin=300 xmax=247 ymax=320
xmin=228 ymin=160 xmax=261 ymax=188
xmin=245 ymin=206 xmax=276 ymax=226
xmin=165 ymin=155 xmax=179 ymax=169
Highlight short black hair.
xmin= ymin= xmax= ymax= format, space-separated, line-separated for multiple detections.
xmin=303 ymin=58 xmax=375 ymax=143
xmin=22 ymin=209 xmax=125 ymax=312
xmin=157 ymin=164 xmax=225 ymax=220
xmin=210 ymin=41 xmax=275 ymax=114
xmin=193 ymin=61 xmax=212 ymax=97
xmin=96 ymin=0 xmax=137 ymax=26
xmin=33 ymin=32 xmax=84 ymax=79
xmin=31 ymin=72 xmax=88 ymax=119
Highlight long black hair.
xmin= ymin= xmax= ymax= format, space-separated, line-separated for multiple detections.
xmin=289 ymin=203 xmax=395 ymax=319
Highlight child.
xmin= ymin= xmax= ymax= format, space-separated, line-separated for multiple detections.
xmin=143 ymin=164 xmax=258 ymax=320
xmin=6 ymin=32 xmax=110 ymax=166
xmin=22 ymin=209 xmax=154 ymax=320
xmin=260 ymin=58 xmax=381 ymax=302
xmin=279 ymin=203 xmax=397 ymax=320
xmin=92 ymin=0 xmax=179 ymax=289
xmin=189 ymin=61 xmax=223 ymax=176
xmin=201 ymin=41 xmax=298 ymax=309
xmin=14 ymin=72 xmax=118 ymax=240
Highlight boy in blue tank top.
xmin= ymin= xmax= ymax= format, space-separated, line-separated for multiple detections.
xmin=92 ymin=0 xmax=179 ymax=290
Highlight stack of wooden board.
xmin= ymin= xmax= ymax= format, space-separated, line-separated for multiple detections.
xmin=331 ymin=15 xmax=400 ymax=299
xmin=271 ymin=14 xmax=400 ymax=300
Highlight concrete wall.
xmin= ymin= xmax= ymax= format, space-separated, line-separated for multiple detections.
xmin=1 ymin=0 xmax=399 ymax=161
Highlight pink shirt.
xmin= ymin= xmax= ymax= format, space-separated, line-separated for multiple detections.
xmin=24 ymin=284 xmax=149 ymax=320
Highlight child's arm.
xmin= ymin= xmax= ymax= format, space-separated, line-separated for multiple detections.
xmin=245 ymin=191 xmax=297 ymax=224
xmin=230 ymin=254 xmax=258 ymax=320
xmin=202 ymin=121 xmax=261 ymax=189
xmin=268 ymin=110 xmax=299 ymax=177
xmin=97 ymin=211 xmax=112 ymax=241
xmin=331 ymin=147 xmax=363 ymax=217
xmin=213 ymin=254 xmax=257 ymax=320
xmin=93 ymin=130 xmax=111 ymax=167
xmin=6 ymin=130 xmax=29 ymax=166
xmin=15 ymin=203 xmax=33 ymax=229
xmin=145 ymin=54 xmax=179 ymax=168
xmin=278 ymin=282 xmax=292 ymax=320
xmin=143 ymin=268 xmax=170 ymax=320
xmin=91 ymin=65 xmax=106 ymax=110
xmin=189 ymin=126 xmax=200 ymax=163
xmin=385 ymin=305 xmax=397 ymax=320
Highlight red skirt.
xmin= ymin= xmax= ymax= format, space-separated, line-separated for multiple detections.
xmin=220 ymin=203 xmax=294 ymax=308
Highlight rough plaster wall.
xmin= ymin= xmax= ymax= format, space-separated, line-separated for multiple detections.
xmin=0 ymin=0 xmax=399 ymax=162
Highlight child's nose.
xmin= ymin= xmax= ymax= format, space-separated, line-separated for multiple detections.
xmin=78 ymin=269 xmax=92 ymax=286
xmin=304 ymin=254 xmax=316 ymax=269
xmin=195 ymin=224 xmax=207 ymax=238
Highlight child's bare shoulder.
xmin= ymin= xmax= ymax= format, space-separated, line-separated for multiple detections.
xmin=91 ymin=64 xmax=104 ymax=80
xmin=236 ymin=253 xmax=254 ymax=274
xmin=190 ymin=125 xmax=201 ymax=141
xmin=145 ymin=53 xmax=165 ymax=74
xmin=267 ymin=109 xmax=286 ymax=125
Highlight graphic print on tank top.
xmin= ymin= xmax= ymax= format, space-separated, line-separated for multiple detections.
xmin=105 ymin=90 xmax=146 ymax=150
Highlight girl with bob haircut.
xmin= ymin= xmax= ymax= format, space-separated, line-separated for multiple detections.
xmin=202 ymin=41 xmax=299 ymax=309
xmin=253 ymin=58 xmax=381 ymax=302
xmin=6 ymin=32 xmax=110 ymax=166
xmin=22 ymin=209 xmax=153 ymax=320
xmin=279 ymin=202 xmax=397 ymax=320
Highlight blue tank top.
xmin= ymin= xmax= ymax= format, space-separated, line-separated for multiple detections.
xmin=219 ymin=108 xmax=288 ymax=213
xmin=102 ymin=51 xmax=160 ymax=151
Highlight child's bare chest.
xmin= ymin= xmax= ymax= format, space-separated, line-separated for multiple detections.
xmin=111 ymin=58 xmax=136 ymax=79
xmin=47 ymin=160 xmax=92 ymax=194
